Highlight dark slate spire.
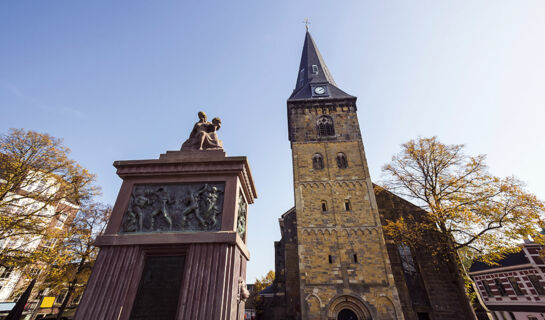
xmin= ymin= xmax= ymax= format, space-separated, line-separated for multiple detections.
xmin=288 ymin=31 xmax=355 ymax=101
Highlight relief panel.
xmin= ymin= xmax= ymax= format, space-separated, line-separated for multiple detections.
xmin=121 ymin=183 xmax=224 ymax=233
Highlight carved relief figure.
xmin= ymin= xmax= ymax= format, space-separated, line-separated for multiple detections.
xmin=121 ymin=183 xmax=225 ymax=233
xmin=124 ymin=190 xmax=150 ymax=232
xmin=236 ymin=193 xmax=247 ymax=240
xmin=181 ymin=111 xmax=223 ymax=151
xmin=179 ymin=189 xmax=203 ymax=226
xmin=150 ymin=187 xmax=173 ymax=231
xmin=178 ymin=184 xmax=223 ymax=228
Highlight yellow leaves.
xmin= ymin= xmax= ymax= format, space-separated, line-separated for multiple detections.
xmin=381 ymin=136 xmax=545 ymax=266
xmin=0 ymin=128 xmax=102 ymax=274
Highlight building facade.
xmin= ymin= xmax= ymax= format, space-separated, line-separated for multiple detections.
xmin=262 ymin=31 xmax=474 ymax=320
xmin=0 ymin=174 xmax=78 ymax=305
xmin=469 ymin=243 xmax=545 ymax=320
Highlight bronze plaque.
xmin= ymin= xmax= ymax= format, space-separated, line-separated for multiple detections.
xmin=121 ymin=183 xmax=225 ymax=233
xmin=129 ymin=255 xmax=186 ymax=320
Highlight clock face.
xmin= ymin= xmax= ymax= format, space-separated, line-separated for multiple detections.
xmin=314 ymin=86 xmax=326 ymax=95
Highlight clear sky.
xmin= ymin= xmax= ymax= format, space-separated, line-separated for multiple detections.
xmin=1 ymin=1 xmax=544 ymax=282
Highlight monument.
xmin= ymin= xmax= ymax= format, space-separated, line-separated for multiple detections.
xmin=75 ymin=112 xmax=256 ymax=320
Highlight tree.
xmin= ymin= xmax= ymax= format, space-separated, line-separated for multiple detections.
xmin=253 ymin=270 xmax=275 ymax=298
xmin=381 ymin=137 xmax=544 ymax=262
xmin=0 ymin=128 xmax=98 ymax=269
xmin=381 ymin=137 xmax=545 ymax=317
xmin=42 ymin=202 xmax=111 ymax=320
xmin=252 ymin=270 xmax=274 ymax=319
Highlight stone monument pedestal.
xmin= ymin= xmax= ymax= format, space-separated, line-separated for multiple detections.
xmin=74 ymin=150 xmax=256 ymax=320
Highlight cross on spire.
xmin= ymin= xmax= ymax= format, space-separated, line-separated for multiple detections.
xmin=302 ymin=18 xmax=310 ymax=31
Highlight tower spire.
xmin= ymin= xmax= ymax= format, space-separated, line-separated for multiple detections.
xmin=288 ymin=31 xmax=354 ymax=101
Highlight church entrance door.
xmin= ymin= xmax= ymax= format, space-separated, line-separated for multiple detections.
xmin=337 ymin=309 xmax=358 ymax=320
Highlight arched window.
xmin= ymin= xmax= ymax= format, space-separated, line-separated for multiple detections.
xmin=312 ymin=153 xmax=324 ymax=170
xmin=344 ymin=199 xmax=351 ymax=211
xmin=336 ymin=153 xmax=348 ymax=169
xmin=321 ymin=201 xmax=328 ymax=212
xmin=316 ymin=115 xmax=335 ymax=137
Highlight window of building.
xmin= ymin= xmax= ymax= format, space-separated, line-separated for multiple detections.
xmin=508 ymin=277 xmax=523 ymax=296
xmin=58 ymin=290 xmax=67 ymax=304
xmin=0 ymin=266 xmax=14 ymax=279
xmin=481 ymin=280 xmax=494 ymax=297
xmin=56 ymin=212 xmax=68 ymax=228
xmin=353 ymin=254 xmax=358 ymax=263
xmin=73 ymin=293 xmax=83 ymax=305
xmin=417 ymin=313 xmax=430 ymax=320
xmin=29 ymin=268 xmax=41 ymax=277
xmin=312 ymin=65 xmax=319 ymax=74
xmin=316 ymin=116 xmax=335 ymax=137
xmin=27 ymin=203 xmax=41 ymax=214
xmin=312 ymin=153 xmax=324 ymax=170
xmin=529 ymin=275 xmax=545 ymax=295
xmin=43 ymin=239 xmax=56 ymax=249
xmin=344 ymin=200 xmax=351 ymax=211
xmin=397 ymin=244 xmax=417 ymax=274
xmin=397 ymin=244 xmax=430 ymax=305
xmin=495 ymin=278 xmax=507 ymax=296
xmin=321 ymin=201 xmax=328 ymax=212
xmin=34 ymin=180 xmax=47 ymax=193
xmin=336 ymin=153 xmax=348 ymax=169
xmin=328 ymin=255 xmax=333 ymax=264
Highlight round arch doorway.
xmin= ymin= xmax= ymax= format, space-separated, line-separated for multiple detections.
xmin=338 ymin=309 xmax=359 ymax=320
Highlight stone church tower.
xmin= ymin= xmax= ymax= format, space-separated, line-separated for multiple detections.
xmin=286 ymin=31 xmax=404 ymax=320
xmin=262 ymin=31 xmax=474 ymax=320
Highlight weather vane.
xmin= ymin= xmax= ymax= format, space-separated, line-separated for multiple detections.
xmin=303 ymin=18 xmax=310 ymax=31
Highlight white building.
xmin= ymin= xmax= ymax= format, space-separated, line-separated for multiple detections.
xmin=0 ymin=175 xmax=78 ymax=301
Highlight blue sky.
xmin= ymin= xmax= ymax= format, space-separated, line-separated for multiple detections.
xmin=1 ymin=1 xmax=544 ymax=282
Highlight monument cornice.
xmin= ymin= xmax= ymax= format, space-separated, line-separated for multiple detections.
xmin=95 ymin=231 xmax=250 ymax=260
xmin=113 ymin=152 xmax=257 ymax=203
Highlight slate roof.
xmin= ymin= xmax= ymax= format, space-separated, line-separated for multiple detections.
xmin=288 ymin=31 xmax=355 ymax=101
xmin=469 ymin=250 xmax=530 ymax=273
xmin=258 ymin=284 xmax=274 ymax=295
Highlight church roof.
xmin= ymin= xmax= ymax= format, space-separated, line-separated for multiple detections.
xmin=288 ymin=31 xmax=355 ymax=101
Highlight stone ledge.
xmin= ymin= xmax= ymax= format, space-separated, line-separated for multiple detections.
xmin=95 ymin=231 xmax=250 ymax=259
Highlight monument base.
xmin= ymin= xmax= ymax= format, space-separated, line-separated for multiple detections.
xmin=74 ymin=150 xmax=256 ymax=320
xmin=75 ymin=242 xmax=247 ymax=320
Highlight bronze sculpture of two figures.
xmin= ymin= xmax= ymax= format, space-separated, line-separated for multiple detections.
xmin=181 ymin=111 xmax=223 ymax=151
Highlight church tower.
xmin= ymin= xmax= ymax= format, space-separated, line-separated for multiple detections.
xmin=287 ymin=31 xmax=404 ymax=320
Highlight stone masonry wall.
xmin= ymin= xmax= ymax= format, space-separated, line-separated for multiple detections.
xmin=289 ymin=101 xmax=403 ymax=320
xmin=375 ymin=187 xmax=470 ymax=320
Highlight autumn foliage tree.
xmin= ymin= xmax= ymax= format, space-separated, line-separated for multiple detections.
xmin=252 ymin=270 xmax=275 ymax=318
xmin=381 ymin=137 xmax=544 ymax=263
xmin=44 ymin=202 xmax=111 ymax=320
xmin=0 ymin=128 xmax=98 ymax=269
xmin=381 ymin=137 xmax=545 ymax=318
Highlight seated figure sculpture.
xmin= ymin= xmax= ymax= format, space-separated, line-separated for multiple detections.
xmin=181 ymin=111 xmax=223 ymax=151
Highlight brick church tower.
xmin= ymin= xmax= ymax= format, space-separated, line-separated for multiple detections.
xmin=285 ymin=31 xmax=404 ymax=320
